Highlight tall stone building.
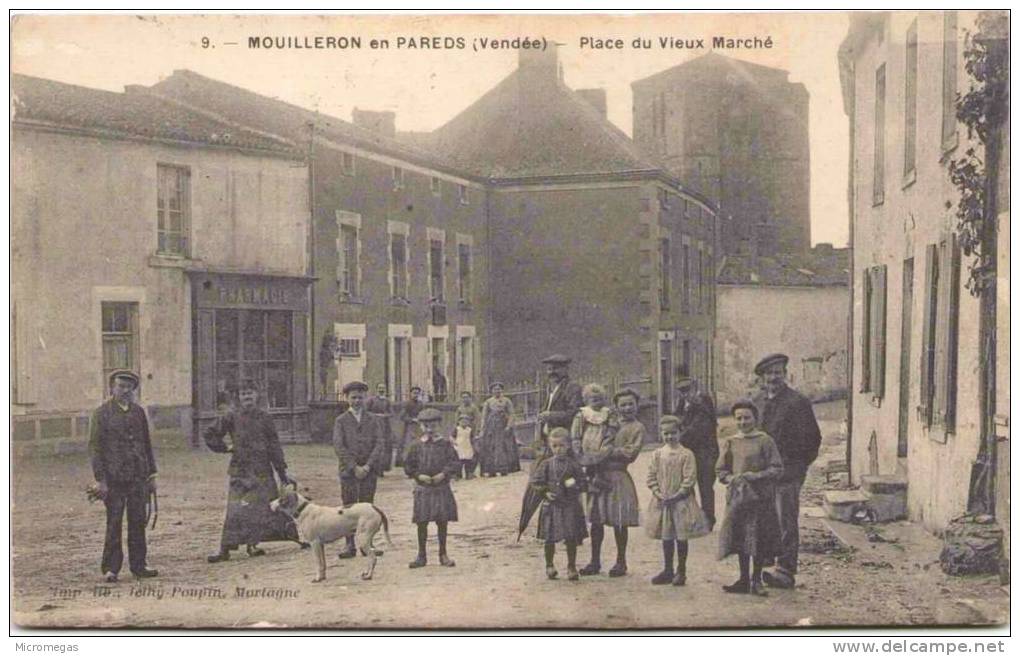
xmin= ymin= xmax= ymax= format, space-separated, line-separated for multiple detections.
xmin=633 ymin=52 xmax=811 ymax=255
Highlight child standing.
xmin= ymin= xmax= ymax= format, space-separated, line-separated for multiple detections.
xmin=646 ymin=415 xmax=711 ymax=586
xmin=529 ymin=428 xmax=587 ymax=581
xmin=716 ymin=400 xmax=783 ymax=596
xmin=451 ymin=413 xmax=477 ymax=480
xmin=403 ymin=408 xmax=460 ymax=568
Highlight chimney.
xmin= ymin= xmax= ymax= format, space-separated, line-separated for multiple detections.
xmin=351 ymin=108 xmax=396 ymax=138
xmin=576 ymin=88 xmax=607 ymax=119
xmin=518 ymin=41 xmax=562 ymax=84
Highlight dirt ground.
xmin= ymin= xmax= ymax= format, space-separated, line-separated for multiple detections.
xmin=11 ymin=402 xmax=1009 ymax=630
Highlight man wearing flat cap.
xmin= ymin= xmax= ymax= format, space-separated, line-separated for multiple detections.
xmin=753 ymin=353 xmax=822 ymax=589
xmin=535 ymin=354 xmax=583 ymax=462
xmin=673 ymin=377 xmax=720 ymax=528
xmin=89 ymin=370 xmax=158 ymax=582
xmin=333 ymin=380 xmax=387 ymax=558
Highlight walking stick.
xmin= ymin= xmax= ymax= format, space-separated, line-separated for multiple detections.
xmin=147 ymin=488 xmax=159 ymax=530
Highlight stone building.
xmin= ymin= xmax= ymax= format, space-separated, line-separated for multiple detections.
xmin=146 ymin=71 xmax=491 ymax=406
xmin=715 ymin=244 xmax=849 ymax=411
xmin=11 ymin=74 xmax=313 ymax=450
xmin=838 ymin=11 xmax=1009 ymax=532
xmin=424 ymin=47 xmax=718 ymax=412
xmin=632 ymin=52 xmax=811 ymax=255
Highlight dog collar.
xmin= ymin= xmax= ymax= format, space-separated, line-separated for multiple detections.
xmin=294 ymin=500 xmax=310 ymax=518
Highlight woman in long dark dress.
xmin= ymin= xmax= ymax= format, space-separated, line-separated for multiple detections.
xmin=478 ymin=382 xmax=520 ymax=476
xmin=205 ymin=380 xmax=300 ymax=562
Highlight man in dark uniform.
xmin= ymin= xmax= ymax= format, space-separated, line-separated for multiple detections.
xmin=673 ymin=377 xmax=720 ymax=529
xmin=366 ymin=383 xmax=394 ymax=474
xmin=88 ymin=370 xmax=158 ymax=582
xmin=753 ymin=353 xmax=822 ymax=589
xmin=535 ymin=354 xmax=584 ymax=462
xmin=333 ymin=380 xmax=387 ymax=558
xmin=395 ymin=385 xmax=425 ymax=468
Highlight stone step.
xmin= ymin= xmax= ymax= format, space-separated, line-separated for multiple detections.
xmin=860 ymin=474 xmax=908 ymax=495
xmin=822 ymin=489 xmax=869 ymax=522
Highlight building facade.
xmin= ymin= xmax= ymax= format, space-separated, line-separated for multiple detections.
xmin=11 ymin=75 xmax=312 ymax=450
xmin=427 ymin=47 xmax=718 ymax=412
xmin=839 ymin=11 xmax=1006 ymax=532
xmin=632 ymin=52 xmax=811 ymax=255
xmin=715 ymin=245 xmax=850 ymax=411
xmin=147 ymin=72 xmax=491 ymax=405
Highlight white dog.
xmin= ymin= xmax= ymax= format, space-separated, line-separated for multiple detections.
xmin=270 ymin=484 xmax=392 ymax=582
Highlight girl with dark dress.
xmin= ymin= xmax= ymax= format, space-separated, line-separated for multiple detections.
xmin=529 ymin=428 xmax=588 ymax=581
xmin=716 ymin=400 xmax=784 ymax=596
xmin=478 ymin=382 xmax=520 ymax=476
xmin=403 ymin=408 xmax=460 ymax=568
xmin=205 ymin=380 xmax=299 ymax=563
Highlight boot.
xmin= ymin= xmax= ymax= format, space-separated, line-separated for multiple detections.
xmin=722 ymin=578 xmax=749 ymax=594
xmin=578 ymin=561 xmax=601 ymax=576
xmin=608 ymin=560 xmax=628 ymax=578
xmin=338 ymin=536 xmax=357 ymax=559
xmin=408 ymin=554 xmax=427 ymax=569
xmin=651 ymin=569 xmax=673 ymax=585
xmin=207 ymin=549 xmax=231 ymax=564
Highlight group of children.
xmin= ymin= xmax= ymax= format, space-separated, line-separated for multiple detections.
xmin=403 ymin=382 xmax=785 ymax=596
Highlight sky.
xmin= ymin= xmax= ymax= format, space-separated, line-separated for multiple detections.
xmin=12 ymin=12 xmax=851 ymax=247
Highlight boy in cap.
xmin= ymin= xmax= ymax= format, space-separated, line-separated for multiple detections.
xmin=333 ymin=380 xmax=387 ymax=558
xmin=403 ymin=408 xmax=460 ymax=568
xmin=752 ymin=353 xmax=822 ymax=589
xmin=88 ymin=370 xmax=158 ymax=582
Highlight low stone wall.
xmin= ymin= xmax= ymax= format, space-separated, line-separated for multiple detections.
xmin=12 ymin=405 xmax=192 ymax=458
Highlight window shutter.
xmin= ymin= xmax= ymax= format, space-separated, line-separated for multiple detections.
xmin=860 ymin=269 xmax=872 ymax=393
xmin=934 ymin=239 xmax=951 ymax=425
xmin=336 ymin=235 xmax=345 ymax=289
xmin=919 ymin=244 xmax=937 ymax=426
xmin=943 ymin=234 xmax=961 ymax=430
xmin=874 ymin=265 xmax=888 ymax=398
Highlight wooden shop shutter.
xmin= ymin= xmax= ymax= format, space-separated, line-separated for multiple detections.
xmin=872 ymin=265 xmax=888 ymax=398
xmin=918 ymin=244 xmax=938 ymax=427
xmin=860 ymin=269 xmax=872 ymax=393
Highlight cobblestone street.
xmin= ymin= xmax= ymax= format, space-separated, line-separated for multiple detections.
xmin=12 ymin=403 xmax=1007 ymax=629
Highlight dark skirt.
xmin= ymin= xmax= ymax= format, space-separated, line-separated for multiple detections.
xmin=537 ymin=499 xmax=588 ymax=544
xmin=220 ymin=474 xmax=299 ymax=548
xmin=411 ymin=483 xmax=459 ymax=523
xmin=717 ymin=489 xmax=779 ymax=561
xmin=478 ymin=412 xmax=520 ymax=475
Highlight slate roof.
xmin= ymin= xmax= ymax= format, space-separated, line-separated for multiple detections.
xmin=717 ymin=246 xmax=849 ymax=287
xmin=11 ymin=74 xmax=300 ymax=157
xmin=426 ymin=65 xmax=664 ymax=179
xmin=148 ymin=70 xmax=472 ymax=177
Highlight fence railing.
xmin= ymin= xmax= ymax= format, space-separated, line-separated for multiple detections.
xmin=492 ymin=371 xmax=655 ymax=422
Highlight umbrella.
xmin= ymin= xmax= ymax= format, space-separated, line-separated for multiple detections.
xmin=516 ymin=486 xmax=544 ymax=542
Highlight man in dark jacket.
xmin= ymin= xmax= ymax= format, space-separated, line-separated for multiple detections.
xmin=333 ymin=380 xmax=387 ymax=558
xmin=88 ymin=370 xmax=158 ymax=582
xmin=535 ymin=354 xmax=584 ymax=462
xmin=366 ymin=383 xmax=394 ymax=473
xmin=753 ymin=353 xmax=822 ymax=589
xmin=674 ymin=377 xmax=720 ymax=529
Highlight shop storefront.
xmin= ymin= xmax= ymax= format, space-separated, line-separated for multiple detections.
xmin=189 ymin=271 xmax=313 ymax=442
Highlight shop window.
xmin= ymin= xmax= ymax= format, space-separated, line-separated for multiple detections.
xmin=215 ymin=309 xmax=292 ymax=410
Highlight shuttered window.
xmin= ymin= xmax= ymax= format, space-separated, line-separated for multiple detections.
xmin=860 ymin=266 xmax=888 ymax=398
xmin=904 ymin=20 xmax=918 ymax=179
xmin=873 ymin=64 xmax=886 ymax=205
xmin=942 ymin=11 xmax=959 ymax=147
xmin=919 ymin=237 xmax=961 ymax=435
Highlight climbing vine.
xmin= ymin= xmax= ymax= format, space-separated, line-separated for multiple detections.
xmin=944 ymin=11 xmax=1009 ymax=297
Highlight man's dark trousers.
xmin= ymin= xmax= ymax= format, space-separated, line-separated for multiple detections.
xmin=694 ymin=452 xmax=717 ymax=526
xmin=102 ymin=479 xmax=149 ymax=575
xmin=341 ymin=475 xmax=378 ymax=505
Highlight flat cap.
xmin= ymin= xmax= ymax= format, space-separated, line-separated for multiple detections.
xmin=488 ymin=381 xmax=505 ymax=391
xmin=341 ymin=380 xmax=369 ymax=394
xmin=541 ymin=354 xmax=572 ymax=365
xmin=108 ymin=369 xmax=140 ymax=389
xmin=754 ymin=353 xmax=789 ymax=376
xmin=417 ymin=408 xmax=443 ymax=423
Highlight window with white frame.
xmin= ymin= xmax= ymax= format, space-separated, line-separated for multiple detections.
xmin=102 ymin=302 xmax=139 ymax=385
xmin=341 ymin=151 xmax=355 ymax=176
xmin=388 ymin=221 xmax=410 ymax=300
xmin=157 ymin=164 xmax=190 ymax=256
xmin=428 ymin=229 xmax=445 ymax=303
xmin=336 ymin=210 xmax=361 ymax=299
xmin=457 ymin=236 xmax=473 ymax=304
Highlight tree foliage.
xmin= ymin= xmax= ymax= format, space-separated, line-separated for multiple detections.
xmin=944 ymin=11 xmax=1009 ymax=297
